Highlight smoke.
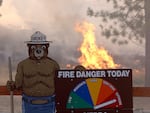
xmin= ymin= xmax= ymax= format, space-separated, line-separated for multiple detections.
xmin=0 ymin=0 xmax=88 ymax=65
xmin=114 ymin=54 xmax=145 ymax=86
xmin=0 ymin=25 xmax=29 ymax=66
xmin=0 ymin=0 xmax=89 ymax=85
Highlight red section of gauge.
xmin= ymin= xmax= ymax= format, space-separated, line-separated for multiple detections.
xmin=96 ymin=80 xmax=116 ymax=105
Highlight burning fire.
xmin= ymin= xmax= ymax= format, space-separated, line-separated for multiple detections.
xmin=75 ymin=21 xmax=119 ymax=69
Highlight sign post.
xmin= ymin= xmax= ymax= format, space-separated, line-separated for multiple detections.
xmin=55 ymin=69 xmax=133 ymax=113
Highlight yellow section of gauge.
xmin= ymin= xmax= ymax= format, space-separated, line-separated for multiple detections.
xmin=86 ymin=78 xmax=103 ymax=105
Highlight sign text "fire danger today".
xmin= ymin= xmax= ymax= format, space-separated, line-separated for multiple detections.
xmin=57 ymin=69 xmax=131 ymax=79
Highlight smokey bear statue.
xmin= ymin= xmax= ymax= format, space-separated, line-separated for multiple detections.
xmin=7 ymin=31 xmax=60 ymax=113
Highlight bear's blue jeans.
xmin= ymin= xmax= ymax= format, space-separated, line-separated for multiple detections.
xmin=22 ymin=94 xmax=55 ymax=113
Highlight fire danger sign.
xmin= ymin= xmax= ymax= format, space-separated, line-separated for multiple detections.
xmin=55 ymin=69 xmax=133 ymax=113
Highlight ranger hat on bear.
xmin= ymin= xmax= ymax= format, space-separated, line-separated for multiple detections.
xmin=25 ymin=31 xmax=52 ymax=44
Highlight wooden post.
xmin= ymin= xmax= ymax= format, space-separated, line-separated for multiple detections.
xmin=8 ymin=57 xmax=14 ymax=113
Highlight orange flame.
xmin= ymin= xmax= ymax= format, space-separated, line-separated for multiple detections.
xmin=75 ymin=21 xmax=119 ymax=69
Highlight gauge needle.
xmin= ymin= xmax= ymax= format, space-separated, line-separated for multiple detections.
xmin=94 ymin=99 xmax=117 ymax=110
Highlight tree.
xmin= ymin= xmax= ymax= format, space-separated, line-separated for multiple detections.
xmin=87 ymin=0 xmax=145 ymax=45
xmin=145 ymin=0 xmax=150 ymax=86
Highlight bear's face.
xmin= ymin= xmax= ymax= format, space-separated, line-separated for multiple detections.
xmin=28 ymin=44 xmax=49 ymax=60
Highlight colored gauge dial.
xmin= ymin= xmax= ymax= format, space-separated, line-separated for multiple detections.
xmin=66 ymin=78 xmax=122 ymax=110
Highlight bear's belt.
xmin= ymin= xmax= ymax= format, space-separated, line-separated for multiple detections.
xmin=22 ymin=95 xmax=55 ymax=104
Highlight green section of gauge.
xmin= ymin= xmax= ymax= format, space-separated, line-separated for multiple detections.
xmin=66 ymin=91 xmax=93 ymax=109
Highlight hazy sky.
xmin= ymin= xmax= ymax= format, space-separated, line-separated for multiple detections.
xmin=0 ymin=0 xmax=145 ymax=85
